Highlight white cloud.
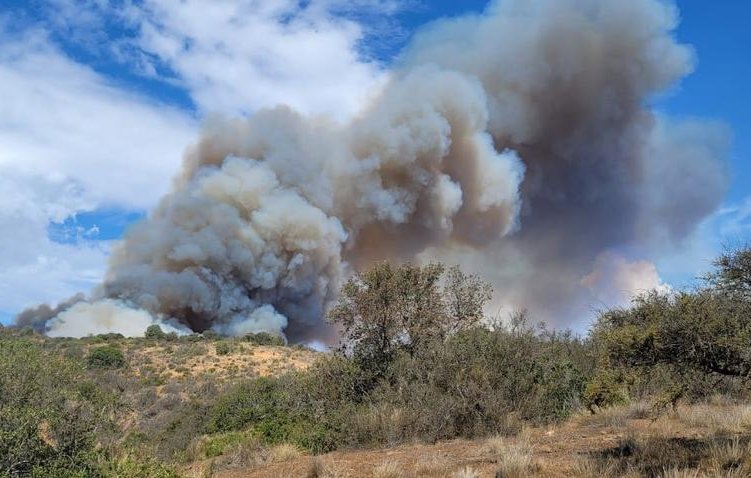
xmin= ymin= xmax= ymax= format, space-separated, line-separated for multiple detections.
xmin=0 ymin=26 xmax=196 ymax=316
xmin=121 ymin=0 xmax=389 ymax=118
xmin=0 ymin=28 xmax=197 ymax=210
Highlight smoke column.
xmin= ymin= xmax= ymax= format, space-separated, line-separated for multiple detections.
xmin=19 ymin=0 xmax=728 ymax=340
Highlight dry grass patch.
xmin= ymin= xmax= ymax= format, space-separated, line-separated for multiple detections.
xmin=306 ymin=457 xmax=343 ymax=478
xmin=414 ymin=454 xmax=453 ymax=477
xmin=267 ymin=443 xmax=303 ymax=463
xmin=373 ymin=459 xmax=406 ymax=478
xmin=676 ymin=404 xmax=751 ymax=434
xmin=478 ymin=434 xmax=535 ymax=478
xmin=577 ymin=426 xmax=751 ymax=478
xmin=576 ymin=402 xmax=653 ymax=428
xmin=451 ymin=467 xmax=480 ymax=478
xmin=659 ymin=469 xmax=702 ymax=478
xmin=707 ymin=437 xmax=751 ymax=475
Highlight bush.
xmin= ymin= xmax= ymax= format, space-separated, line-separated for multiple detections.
xmin=203 ymin=316 xmax=593 ymax=454
xmin=583 ymin=371 xmax=630 ymax=412
xmin=86 ymin=345 xmax=127 ymax=369
xmin=208 ymin=376 xmax=340 ymax=453
xmin=145 ymin=324 xmax=166 ymax=340
xmin=215 ymin=341 xmax=232 ymax=355
xmin=243 ymin=332 xmax=285 ymax=346
xmin=363 ymin=324 xmax=589 ymax=442
xmin=98 ymin=455 xmax=181 ymax=478
xmin=0 ymin=337 xmax=103 ymax=476
xmin=202 ymin=330 xmax=219 ymax=340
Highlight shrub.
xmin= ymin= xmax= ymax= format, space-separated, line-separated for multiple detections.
xmin=366 ymin=325 xmax=588 ymax=441
xmin=208 ymin=376 xmax=340 ymax=453
xmin=593 ymin=289 xmax=751 ymax=405
xmin=96 ymin=333 xmax=125 ymax=341
xmin=86 ymin=345 xmax=127 ymax=369
xmin=145 ymin=324 xmax=166 ymax=340
xmin=202 ymin=330 xmax=219 ymax=340
xmin=243 ymin=332 xmax=285 ymax=346
xmin=215 ymin=341 xmax=233 ymax=355
xmin=0 ymin=337 xmax=104 ymax=476
xmin=583 ymin=370 xmax=630 ymax=413
xmin=98 ymin=455 xmax=181 ymax=478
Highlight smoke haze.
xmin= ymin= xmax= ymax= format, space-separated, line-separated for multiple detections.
xmin=17 ymin=0 xmax=729 ymax=339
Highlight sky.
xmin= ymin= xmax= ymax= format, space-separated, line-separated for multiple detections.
xmin=0 ymin=0 xmax=748 ymax=325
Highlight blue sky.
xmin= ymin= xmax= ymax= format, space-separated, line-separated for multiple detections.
xmin=0 ymin=0 xmax=748 ymax=324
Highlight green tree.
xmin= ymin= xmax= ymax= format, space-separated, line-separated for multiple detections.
xmin=706 ymin=245 xmax=751 ymax=296
xmin=593 ymin=246 xmax=751 ymax=406
xmin=328 ymin=262 xmax=493 ymax=377
xmin=144 ymin=324 xmax=166 ymax=340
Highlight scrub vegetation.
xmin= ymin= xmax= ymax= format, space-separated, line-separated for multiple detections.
xmin=4 ymin=247 xmax=751 ymax=477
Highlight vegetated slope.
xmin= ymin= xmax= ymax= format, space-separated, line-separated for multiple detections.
xmin=7 ymin=249 xmax=751 ymax=477
xmin=4 ymin=331 xmax=322 ymax=472
xmin=122 ymin=339 xmax=319 ymax=382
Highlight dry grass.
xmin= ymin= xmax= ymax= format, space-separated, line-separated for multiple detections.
xmin=574 ymin=456 xmax=620 ymax=478
xmin=451 ymin=467 xmax=480 ymax=478
xmin=414 ymin=454 xmax=452 ymax=477
xmin=576 ymin=402 xmax=653 ymax=428
xmin=267 ymin=443 xmax=303 ymax=463
xmin=479 ymin=434 xmax=534 ymax=478
xmin=676 ymin=404 xmax=751 ymax=434
xmin=707 ymin=437 xmax=751 ymax=475
xmin=306 ymin=457 xmax=342 ymax=478
xmin=126 ymin=342 xmax=319 ymax=382
xmin=207 ymin=401 xmax=751 ymax=478
xmin=372 ymin=460 xmax=406 ymax=478
xmin=659 ymin=469 xmax=702 ymax=478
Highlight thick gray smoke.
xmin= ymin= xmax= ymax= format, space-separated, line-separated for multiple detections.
xmin=18 ymin=0 xmax=728 ymax=339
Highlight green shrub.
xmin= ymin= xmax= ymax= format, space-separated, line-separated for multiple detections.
xmin=0 ymin=337 xmax=104 ymax=476
xmin=95 ymin=333 xmax=125 ymax=342
xmin=97 ymin=454 xmax=181 ymax=478
xmin=196 ymin=430 xmax=258 ymax=458
xmin=86 ymin=345 xmax=127 ymax=369
xmin=583 ymin=371 xmax=630 ymax=412
xmin=209 ymin=377 xmax=290 ymax=434
xmin=202 ymin=330 xmax=219 ymax=340
xmin=215 ymin=341 xmax=232 ymax=355
xmin=243 ymin=332 xmax=285 ymax=346
xmin=207 ymin=376 xmax=340 ymax=453
xmin=145 ymin=324 xmax=166 ymax=340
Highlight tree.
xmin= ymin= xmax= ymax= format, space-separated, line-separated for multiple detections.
xmin=328 ymin=262 xmax=493 ymax=376
xmin=442 ymin=265 xmax=493 ymax=336
xmin=706 ymin=244 xmax=751 ymax=296
xmin=145 ymin=324 xmax=166 ymax=340
xmin=594 ymin=246 xmax=751 ymax=400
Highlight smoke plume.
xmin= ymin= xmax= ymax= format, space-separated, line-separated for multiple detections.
xmin=17 ymin=0 xmax=729 ymax=339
